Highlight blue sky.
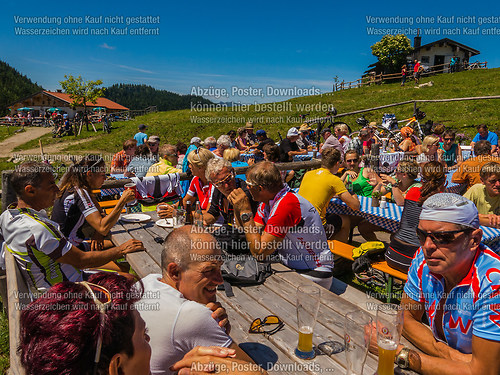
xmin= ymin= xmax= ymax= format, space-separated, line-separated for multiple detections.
xmin=1 ymin=0 xmax=498 ymax=103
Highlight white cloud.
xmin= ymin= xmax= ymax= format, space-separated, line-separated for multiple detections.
xmin=99 ymin=43 xmax=116 ymax=50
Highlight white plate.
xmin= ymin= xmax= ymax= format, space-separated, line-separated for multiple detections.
xmin=156 ymin=218 xmax=174 ymax=228
xmin=120 ymin=214 xmax=151 ymax=223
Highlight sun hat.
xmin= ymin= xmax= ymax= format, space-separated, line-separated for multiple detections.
xmin=299 ymin=123 xmax=311 ymax=132
xmin=287 ymin=127 xmax=299 ymax=137
xmin=148 ymin=135 xmax=160 ymax=143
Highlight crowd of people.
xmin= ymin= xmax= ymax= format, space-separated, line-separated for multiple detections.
xmin=1 ymin=118 xmax=500 ymax=374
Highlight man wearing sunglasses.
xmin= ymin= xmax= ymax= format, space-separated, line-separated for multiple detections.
xmin=137 ymin=226 xmax=256 ymax=374
xmin=389 ymin=193 xmax=500 ymax=374
xmin=228 ymin=161 xmax=334 ymax=289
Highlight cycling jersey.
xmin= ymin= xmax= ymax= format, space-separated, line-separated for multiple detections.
xmin=254 ymin=185 xmax=333 ymax=271
xmin=405 ymin=246 xmax=500 ymax=353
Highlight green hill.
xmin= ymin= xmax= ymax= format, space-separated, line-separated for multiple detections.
xmin=104 ymin=83 xmax=213 ymax=111
xmin=15 ymin=68 xmax=500 ymax=154
xmin=0 ymin=60 xmax=43 ymax=116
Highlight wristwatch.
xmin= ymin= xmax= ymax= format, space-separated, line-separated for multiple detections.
xmin=396 ymin=347 xmax=411 ymax=369
xmin=240 ymin=212 xmax=253 ymax=223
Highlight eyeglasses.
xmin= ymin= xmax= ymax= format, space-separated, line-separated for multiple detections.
xmin=77 ymin=281 xmax=112 ymax=375
xmin=249 ymin=315 xmax=284 ymax=335
xmin=416 ymin=227 xmax=472 ymax=245
xmin=213 ymin=172 xmax=234 ymax=188
xmin=346 ymin=159 xmax=359 ymax=163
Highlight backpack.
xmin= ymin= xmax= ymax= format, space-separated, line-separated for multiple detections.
xmin=219 ymin=255 xmax=273 ymax=297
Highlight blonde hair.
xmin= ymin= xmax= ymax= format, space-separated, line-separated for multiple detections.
xmin=334 ymin=123 xmax=348 ymax=135
xmin=421 ymin=135 xmax=440 ymax=153
xmin=223 ymin=148 xmax=240 ymax=162
xmin=187 ymin=147 xmax=215 ymax=169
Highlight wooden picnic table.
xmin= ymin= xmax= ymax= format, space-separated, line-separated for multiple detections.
xmin=111 ymin=211 xmax=418 ymax=374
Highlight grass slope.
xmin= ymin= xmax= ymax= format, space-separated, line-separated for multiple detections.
xmin=14 ymin=68 xmax=500 ymax=154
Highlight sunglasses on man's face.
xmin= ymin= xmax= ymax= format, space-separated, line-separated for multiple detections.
xmin=249 ymin=315 xmax=284 ymax=335
xmin=346 ymin=159 xmax=359 ymax=163
xmin=416 ymin=227 xmax=472 ymax=245
xmin=213 ymin=172 xmax=234 ymax=188
xmin=443 ymin=138 xmax=454 ymax=141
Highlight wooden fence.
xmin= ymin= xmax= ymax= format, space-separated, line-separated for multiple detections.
xmin=333 ymin=61 xmax=488 ymax=92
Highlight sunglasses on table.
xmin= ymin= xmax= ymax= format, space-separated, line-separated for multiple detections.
xmin=416 ymin=227 xmax=473 ymax=245
xmin=77 ymin=281 xmax=112 ymax=375
xmin=249 ymin=315 xmax=284 ymax=335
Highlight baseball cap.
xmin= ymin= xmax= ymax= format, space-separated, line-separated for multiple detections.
xmin=256 ymin=129 xmax=266 ymax=136
xmin=148 ymin=135 xmax=160 ymax=143
xmin=138 ymin=124 xmax=147 ymax=130
xmin=420 ymin=193 xmax=479 ymax=229
xmin=287 ymin=127 xmax=299 ymax=137
xmin=190 ymin=136 xmax=203 ymax=144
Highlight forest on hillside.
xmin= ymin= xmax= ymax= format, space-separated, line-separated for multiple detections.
xmin=104 ymin=83 xmax=213 ymax=111
xmin=0 ymin=60 xmax=43 ymax=116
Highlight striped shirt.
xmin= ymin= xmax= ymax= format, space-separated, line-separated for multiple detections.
xmin=0 ymin=205 xmax=80 ymax=293
xmin=52 ymin=188 xmax=99 ymax=246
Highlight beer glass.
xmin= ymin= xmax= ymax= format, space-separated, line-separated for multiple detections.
xmin=295 ymin=284 xmax=320 ymax=360
xmin=376 ymin=304 xmax=403 ymax=375
xmin=344 ymin=310 xmax=372 ymax=375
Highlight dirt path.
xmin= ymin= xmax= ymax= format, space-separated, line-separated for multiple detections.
xmin=0 ymin=127 xmax=53 ymax=157
xmin=0 ymin=127 xmax=108 ymax=159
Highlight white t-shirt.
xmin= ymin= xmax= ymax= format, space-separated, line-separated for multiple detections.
xmin=136 ymin=274 xmax=232 ymax=374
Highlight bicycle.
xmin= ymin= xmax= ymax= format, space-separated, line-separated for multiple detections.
xmin=396 ymin=108 xmax=430 ymax=140
xmin=349 ymin=114 xmax=401 ymax=146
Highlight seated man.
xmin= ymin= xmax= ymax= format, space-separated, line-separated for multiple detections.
xmin=0 ymin=162 xmax=144 ymax=293
xmin=452 ymin=140 xmax=500 ymax=190
xmin=203 ymin=158 xmax=258 ymax=253
xmin=146 ymin=144 xmax=181 ymax=176
xmin=110 ymin=139 xmax=137 ymax=174
xmin=384 ymin=193 xmax=500 ymax=374
xmin=298 ymin=148 xmax=360 ymax=242
xmin=137 ymin=226 xmax=254 ymax=374
xmin=464 ymin=162 xmax=500 ymax=228
xmin=470 ymin=124 xmax=498 ymax=155
xmin=279 ymin=127 xmax=307 ymax=162
xmin=319 ymin=127 xmax=343 ymax=156
xmin=228 ymin=161 xmax=334 ymax=289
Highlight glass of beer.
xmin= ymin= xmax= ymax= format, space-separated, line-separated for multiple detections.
xmin=376 ymin=304 xmax=403 ymax=375
xmin=344 ymin=310 xmax=372 ymax=375
xmin=295 ymin=284 xmax=320 ymax=360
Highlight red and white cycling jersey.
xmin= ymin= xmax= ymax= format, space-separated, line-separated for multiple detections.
xmin=187 ymin=176 xmax=213 ymax=210
xmin=254 ymin=185 xmax=333 ymax=271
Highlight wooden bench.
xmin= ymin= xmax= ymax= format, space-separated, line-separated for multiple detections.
xmin=5 ymin=250 xmax=29 ymax=375
xmin=329 ymin=240 xmax=407 ymax=302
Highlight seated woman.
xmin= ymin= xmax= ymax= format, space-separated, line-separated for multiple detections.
xmin=385 ymin=161 xmax=446 ymax=273
xmin=235 ymin=127 xmax=250 ymax=152
xmin=334 ymin=123 xmax=351 ymax=154
xmin=180 ymin=147 xmax=215 ymax=214
xmin=439 ymin=129 xmax=463 ymax=170
xmin=416 ymin=135 xmax=444 ymax=167
xmin=373 ymin=160 xmax=421 ymax=206
xmin=223 ymin=147 xmax=248 ymax=181
xmin=19 ymin=272 xmax=260 ymax=375
xmin=52 ymin=155 xmax=135 ymax=252
xmin=20 ymin=272 xmax=151 ymax=375
xmin=398 ymin=126 xmax=419 ymax=154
